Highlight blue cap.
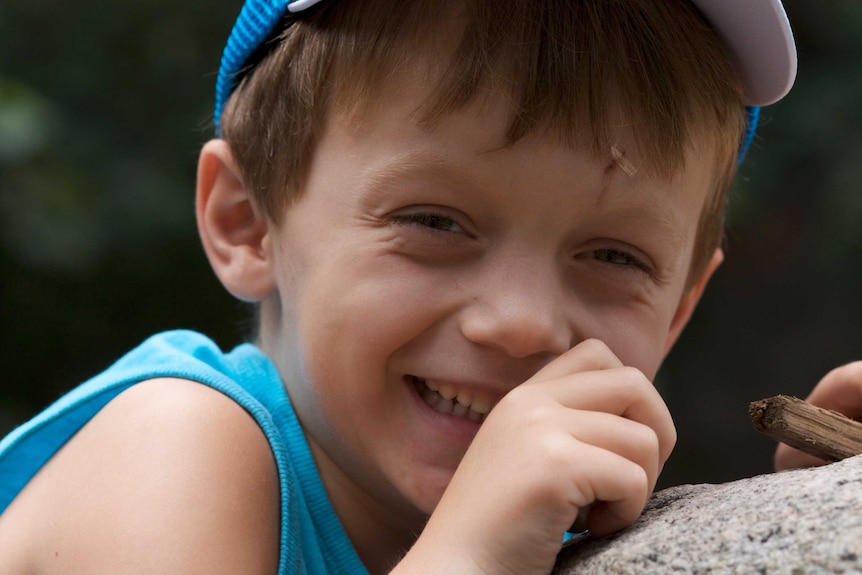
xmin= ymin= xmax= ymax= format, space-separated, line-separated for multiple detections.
xmin=213 ymin=0 xmax=797 ymax=161
xmin=215 ymin=0 xmax=325 ymax=133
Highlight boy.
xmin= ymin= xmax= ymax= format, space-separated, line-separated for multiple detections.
xmin=0 ymin=1 xmax=802 ymax=574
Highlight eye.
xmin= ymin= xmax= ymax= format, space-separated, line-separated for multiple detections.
xmin=586 ymin=248 xmax=652 ymax=274
xmin=392 ymin=211 xmax=467 ymax=234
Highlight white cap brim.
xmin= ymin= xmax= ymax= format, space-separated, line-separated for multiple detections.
xmin=692 ymin=0 xmax=797 ymax=105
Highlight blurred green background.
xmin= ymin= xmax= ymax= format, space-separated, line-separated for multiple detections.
xmin=1 ymin=1 xmax=860 ymax=489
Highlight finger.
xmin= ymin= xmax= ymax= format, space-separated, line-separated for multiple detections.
xmin=527 ymin=339 xmax=623 ymax=383
xmin=523 ymin=367 xmax=676 ymax=464
xmin=560 ymin=410 xmax=662 ymax=490
xmin=803 ymin=361 xmax=862 ymax=419
xmin=585 ymin=499 xmax=642 ymax=537
xmin=774 ymin=442 xmax=829 ymax=472
xmin=566 ymin=444 xmax=651 ymax=537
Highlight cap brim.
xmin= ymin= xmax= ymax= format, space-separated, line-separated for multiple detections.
xmin=692 ymin=0 xmax=797 ymax=106
xmin=288 ymin=0 xmax=327 ymax=13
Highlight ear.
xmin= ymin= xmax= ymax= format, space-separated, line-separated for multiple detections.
xmin=196 ymin=139 xmax=275 ymax=302
xmin=663 ymin=248 xmax=724 ymax=355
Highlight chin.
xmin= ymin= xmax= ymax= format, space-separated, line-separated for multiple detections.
xmin=398 ymin=470 xmax=454 ymax=517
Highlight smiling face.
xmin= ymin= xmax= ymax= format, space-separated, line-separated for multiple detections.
xmin=253 ymin=64 xmax=720 ymax=546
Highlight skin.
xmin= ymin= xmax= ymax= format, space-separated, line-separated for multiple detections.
xmin=774 ymin=361 xmax=862 ymax=472
xmin=0 ymin=32 xmax=734 ymax=575
xmin=0 ymin=378 xmax=281 ymax=575
xmin=199 ymin=61 xmax=723 ymax=574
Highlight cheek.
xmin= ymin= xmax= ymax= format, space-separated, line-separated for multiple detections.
xmin=586 ymin=306 xmax=677 ymax=380
xmin=314 ymin=249 xmax=454 ymax=328
xmin=293 ymin=262 xmax=439 ymax=391
xmin=626 ymin=341 xmax=667 ymax=381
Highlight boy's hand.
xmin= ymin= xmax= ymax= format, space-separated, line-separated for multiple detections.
xmin=398 ymin=339 xmax=675 ymax=575
xmin=775 ymin=361 xmax=862 ymax=471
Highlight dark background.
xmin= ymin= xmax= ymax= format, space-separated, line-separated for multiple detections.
xmin=1 ymin=2 xmax=860 ymax=490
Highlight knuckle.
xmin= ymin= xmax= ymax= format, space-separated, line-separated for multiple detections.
xmin=664 ymin=423 xmax=678 ymax=453
xmin=536 ymin=434 xmax=575 ymax=469
xmin=622 ymin=463 xmax=651 ymax=501
xmin=626 ymin=424 xmax=667 ymax=479
xmin=632 ymin=423 xmax=661 ymax=456
xmin=618 ymin=365 xmax=648 ymax=385
xmin=510 ymin=405 xmax=555 ymax=433
xmin=612 ymin=366 xmax=651 ymax=399
xmin=573 ymin=338 xmax=616 ymax=364
xmin=569 ymin=476 xmax=598 ymax=508
xmin=527 ymin=404 xmax=558 ymax=426
xmin=579 ymin=338 xmax=610 ymax=354
xmin=492 ymin=388 xmax=556 ymax=427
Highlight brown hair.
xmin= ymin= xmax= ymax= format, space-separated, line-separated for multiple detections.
xmin=220 ymin=0 xmax=746 ymax=284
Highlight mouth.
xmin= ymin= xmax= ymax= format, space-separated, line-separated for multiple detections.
xmin=408 ymin=375 xmax=493 ymax=423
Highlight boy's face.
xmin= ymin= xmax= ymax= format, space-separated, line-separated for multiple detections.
xmin=257 ymin=73 xmax=719 ymax=527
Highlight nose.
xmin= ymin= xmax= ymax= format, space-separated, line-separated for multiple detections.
xmin=459 ymin=255 xmax=574 ymax=358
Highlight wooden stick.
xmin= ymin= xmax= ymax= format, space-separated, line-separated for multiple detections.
xmin=749 ymin=395 xmax=862 ymax=462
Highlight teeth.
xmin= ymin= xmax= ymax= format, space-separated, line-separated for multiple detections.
xmin=413 ymin=377 xmax=493 ymax=422
xmin=420 ymin=385 xmax=440 ymax=408
xmin=452 ymin=403 xmax=468 ymax=418
xmin=471 ymin=397 xmax=491 ymax=415
xmin=438 ymin=384 xmax=457 ymax=400
xmin=467 ymin=409 xmax=483 ymax=422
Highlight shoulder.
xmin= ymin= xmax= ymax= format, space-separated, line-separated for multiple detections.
xmin=0 ymin=378 xmax=280 ymax=575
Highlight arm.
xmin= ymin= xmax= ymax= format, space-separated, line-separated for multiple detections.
xmin=393 ymin=339 xmax=675 ymax=575
xmin=0 ymin=378 xmax=280 ymax=575
xmin=775 ymin=361 xmax=862 ymax=471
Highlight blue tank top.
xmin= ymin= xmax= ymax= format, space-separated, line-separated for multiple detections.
xmin=0 ymin=330 xmax=369 ymax=575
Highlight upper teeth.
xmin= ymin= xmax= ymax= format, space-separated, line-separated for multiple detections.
xmin=425 ymin=380 xmax=492 ymax=416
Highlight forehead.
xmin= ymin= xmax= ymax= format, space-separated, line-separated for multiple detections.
xmin=324 ymin=68 xmax=716 ymax=246
xmin=320 ymin=0 xmax=742 ymax=185
xmin=334 ymin=46 xmax=720 ymax=188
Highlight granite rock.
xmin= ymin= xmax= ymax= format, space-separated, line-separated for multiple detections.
xmin=553 ymin=455 xmax=862 ymax=574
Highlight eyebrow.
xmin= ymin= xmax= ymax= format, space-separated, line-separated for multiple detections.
xmin=364 ymin=150 xmax=482 ymax=195
xmin=593 ymin=159 xmax=694 ymax=256
xmin=600 ymin=194 xmax=691 ymax=259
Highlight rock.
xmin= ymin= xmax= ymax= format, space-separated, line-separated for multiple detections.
xmin=553 ymin=455 xmax=862 ymax=574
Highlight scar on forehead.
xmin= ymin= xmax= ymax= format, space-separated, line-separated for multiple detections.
xmin=609 ymin=144 xmax=639 ymax=177
xmin=597 ymin=144 xmax=640 ymax=205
